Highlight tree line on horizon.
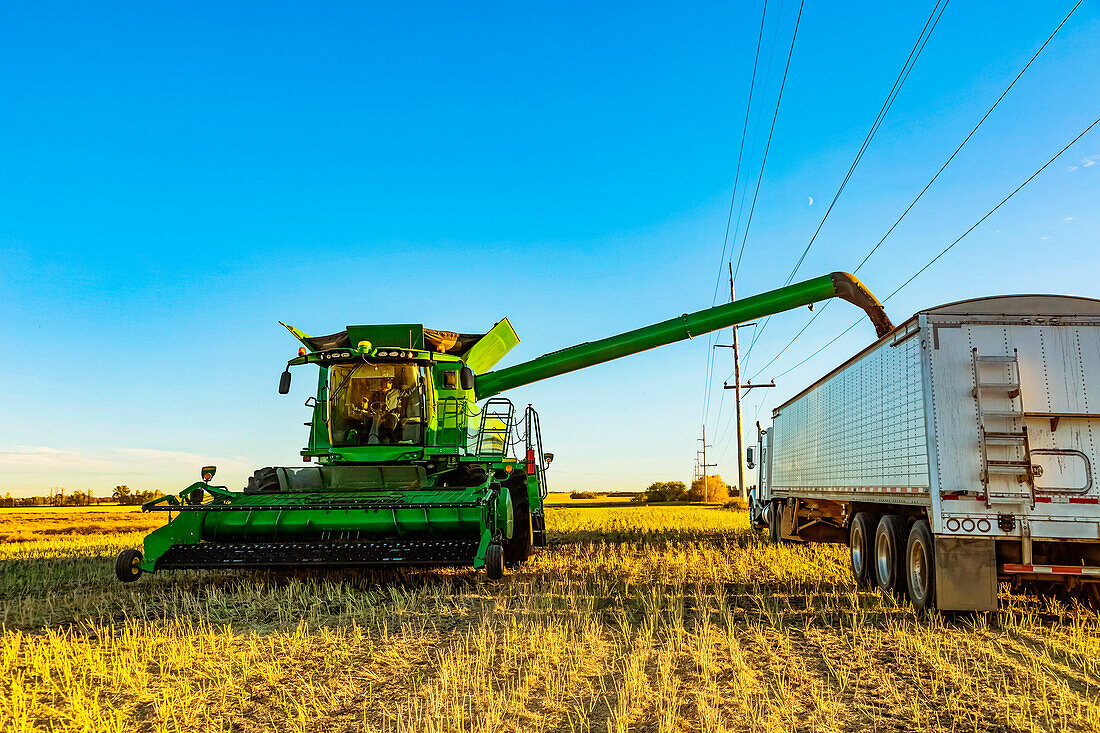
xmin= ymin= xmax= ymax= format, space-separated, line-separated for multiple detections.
xmin=0 ymin=485 xmax=166 ymax=508
xmin=631 ymin=474 xmax=731 ymax=504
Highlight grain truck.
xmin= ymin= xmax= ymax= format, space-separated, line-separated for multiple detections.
xmin=750 ymin=294 xmax=1100 ymax=611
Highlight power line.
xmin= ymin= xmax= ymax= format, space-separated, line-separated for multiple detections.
xmin=730 ymin=0 xmax=806 ymax=279
xmin=767 ymin=115 xmax=1100 ymax=382
xmin=709 ymin=0 xmax=770 ymax=309
xmin=740 ymin=0 xmax=949 ymax=366
xmin=700 ymin=0 xmax=770 ymax=431
xmin=705 ymin=0 xmax=803 ymax=436
xmin=743 ymin=0 xmax=1085 ymax=384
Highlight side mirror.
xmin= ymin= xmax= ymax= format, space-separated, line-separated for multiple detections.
xmin=745 ymin=446 xmax=755 ymax=470
xmin=460 ymin=366 xmax=475 ymax=391
xmin=201 ymin=465 xmax=216 ymax=482
xmin=279 ymin=369 xmax=292 ymax=394
xmin=543 ymin=452 xmax=554 ymax=468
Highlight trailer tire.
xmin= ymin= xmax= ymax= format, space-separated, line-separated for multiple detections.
xmin=115 ymin=549 xmax=144 ymax=583
xmin=874 ymin=515 xmax=906 ymax=595
xmin=768 ymin=502 xmax=784 ymax=543
xmin=906 ymin=520 xmax=936 ymax=612
xmin=485 ymin=544 xmax=504 ymax=579
xmin=849 ymin=512 xmax=876 ymax=588
xmin=505 ymin=482 xmax=533 ymax=567
xmin=1085 ymin=583 xmax=1100 ymax=609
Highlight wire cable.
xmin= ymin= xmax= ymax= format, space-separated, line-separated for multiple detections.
xmin=700 ymin=0 xmax=770 ymax=431
xmin=742 ymin=0 xmax=1085 ymax=383
xmin=740 ymin=0 xmax=950 ymax=365
xmin=730 ymin=0 xmax=806 ymax=279
xmin=768 ymin=114 xmax=1100 ymax=382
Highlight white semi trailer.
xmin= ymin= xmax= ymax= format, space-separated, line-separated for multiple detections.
xmin=750 ymin=295 xmax=1100 ymax=611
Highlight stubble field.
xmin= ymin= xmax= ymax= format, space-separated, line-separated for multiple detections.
xmin=2 ymin=499 xmax=1099 ymax=733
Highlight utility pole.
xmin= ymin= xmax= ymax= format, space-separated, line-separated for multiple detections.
xmin=729 ymin=266 xmax=745 ymax=500
xmin=714 ymin=264 xmax=775 ymax=500
xmin=698 ymin=426 xmax=716 ymax=501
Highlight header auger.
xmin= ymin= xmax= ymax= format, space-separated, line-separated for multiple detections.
xmin=117 ymin=272 xmax=891 ymax=581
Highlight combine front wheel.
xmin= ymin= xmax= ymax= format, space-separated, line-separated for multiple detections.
xmin=505 ymin=483 xmax=533 ymax=567
xmin=115 ymin=549 xmax=144 ymax=583
xmin=485 ymin=544 xmax=504 ymax=579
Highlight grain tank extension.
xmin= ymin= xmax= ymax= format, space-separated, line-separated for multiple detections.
xmin=117 ymin=272 xmax=891 ymax=581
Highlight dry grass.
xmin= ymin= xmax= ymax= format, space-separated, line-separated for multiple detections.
xmin=0 ymin=506 xmax=161 ymax=543
xmin=2 ymin=502 xmax=1099 ymax=732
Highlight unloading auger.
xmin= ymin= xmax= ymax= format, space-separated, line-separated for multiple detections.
xmin=116 ymin=273 xmax=891 ymax=581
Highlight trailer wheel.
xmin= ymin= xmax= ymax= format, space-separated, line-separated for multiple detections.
xmin=874 ymin=515 xmax=906 ymax=594
xmin=1084 ymin=583 xmax=1100 ymax=609
xmin=906 ymin=520 xmax=936 ymax=612
xmin=485 ymin=544 xmax=504 ymax=579
xmin=767 ymin=502 xmax=783 ymax=543
xmin=115 ymin=549 xmax=144 ymax=583
xmin=849 ymin=512 xmax=876 ymax=588
xmin=504 ymin=482 xmax=533 ymax=567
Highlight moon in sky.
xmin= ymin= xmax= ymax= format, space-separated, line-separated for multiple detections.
xmin=808 ymin=196 xmax=814 ymax=206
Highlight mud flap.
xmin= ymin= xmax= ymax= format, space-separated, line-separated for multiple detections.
xmin=934 ymin=536 xmax=998 ymax=611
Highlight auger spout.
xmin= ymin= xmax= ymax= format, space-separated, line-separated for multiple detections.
xmin=475 ymin=272 xmax=891 ymax=398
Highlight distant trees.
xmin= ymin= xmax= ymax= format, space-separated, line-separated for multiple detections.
xmin=632 ymin=476 xmax=731 ymax=504
xmin=0 ymin=486 xmax=167 ymax=508
xmin=688 ymin=475 xmax=730 ymax=503
xmin=632 ymin=481 xmax=688 ymax=503
xmin=569 ymin=490 xmax=598 ymax=499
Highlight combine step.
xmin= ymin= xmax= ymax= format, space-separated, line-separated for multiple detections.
xmin=155 ymin=537 xmax=479 ymax=569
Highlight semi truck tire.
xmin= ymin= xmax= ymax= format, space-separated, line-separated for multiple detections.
xmin=849 ymin=512 xmax=876 ymax=588
xmin=874 ymin=515 xmax=906 ymax=594
xmin=768 ymin=502 xmax=783 ymax=543
xmin=906 ymin=520 xmax=936 ymax=612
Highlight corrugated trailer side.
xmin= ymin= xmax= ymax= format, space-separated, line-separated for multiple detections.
xmin=756 ymin=294 xmax=1100 ymax=613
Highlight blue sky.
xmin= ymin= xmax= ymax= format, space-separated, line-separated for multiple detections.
xmin=1 ymin=1 xmax=1098 ymax=494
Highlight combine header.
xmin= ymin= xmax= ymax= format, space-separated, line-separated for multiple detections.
xmin=116 ymin=272 xmax=891 ymax=581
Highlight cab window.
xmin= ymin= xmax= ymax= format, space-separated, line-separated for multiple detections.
xmin=328 ymin=364 xmax=425 ymax=446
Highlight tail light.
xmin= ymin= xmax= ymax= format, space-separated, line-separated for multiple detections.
xmin=526 ymin=448 xmax=536 ymax=475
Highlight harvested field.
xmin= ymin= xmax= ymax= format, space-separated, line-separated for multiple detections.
xmin=0 ymin=506 xmax=162 ymax=543
xmin=2 ymin=501 xmax=1099 ymax=732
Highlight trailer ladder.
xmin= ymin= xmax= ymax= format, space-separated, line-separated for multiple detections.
xmin=972 ymin=348 xmax=1035 ymax=508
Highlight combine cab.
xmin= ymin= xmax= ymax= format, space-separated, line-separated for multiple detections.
xmin=117 ymin=272 xmax=892 ymax=581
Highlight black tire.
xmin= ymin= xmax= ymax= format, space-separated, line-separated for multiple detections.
xmin=849 ymin=512 xmax=876 ymax=588
xmin=504 ymin=481 xmax=533 ymax=567
xmin=485 ymin=543 xmax=504 ymax=579
xmin=874 ymin=515 xmax=907 ymax=594
xmin=906 ymin=519 xmax=936 ymax=612
xmin=245 ymin=467 xmax=280 ymax=494
xmin=116 ymin=548 xmax=144 ymax=583
xmin=768 ymin=502 xmax=783 ymax=543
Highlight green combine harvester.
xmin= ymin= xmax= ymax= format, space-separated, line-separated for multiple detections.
xmin=116 ymin=272 xmax=891 ymax=581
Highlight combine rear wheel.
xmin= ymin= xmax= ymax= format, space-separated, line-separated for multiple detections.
xmin=485 ymin=544 xmax=504 ymax=579
xmin=116 ymin=549 xmax=144 ymax=583
xmin=874 ymin=515 xmax=906 ymax=594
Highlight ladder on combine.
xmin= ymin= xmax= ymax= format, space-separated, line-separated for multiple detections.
xmin=972 ymin=348 xmax=1035 ymax=508
xmin=473 ymin=398 xmax=514 ymax=456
